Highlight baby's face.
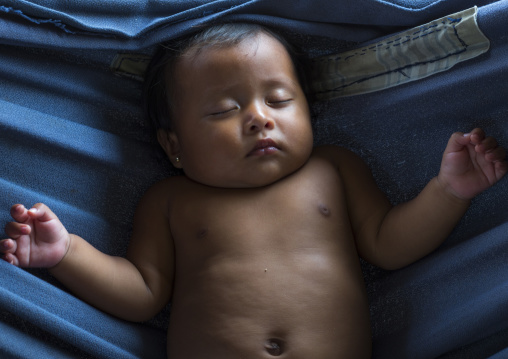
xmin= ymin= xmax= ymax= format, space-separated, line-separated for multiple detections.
xmin=163 ymin=32 xmax=313 ymax=188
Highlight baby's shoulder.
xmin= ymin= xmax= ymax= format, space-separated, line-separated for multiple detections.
xmin=311 ymin=145 xmax=364 ymax=167
xmin=140 ymin=175 xmax=188 ymax=204
xmin=309 ymin=145 xmax=373 ymax=183
xmin=311 ymin=145 xmax=376 ymax=190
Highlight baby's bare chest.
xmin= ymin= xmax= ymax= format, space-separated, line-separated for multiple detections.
xmin=168 ymin=162 xmax=363 ymax=304
xmin=166 ymin=166 xmax=371 ymax=358
xmin=171 ymin=164 xmax=349 ymax=257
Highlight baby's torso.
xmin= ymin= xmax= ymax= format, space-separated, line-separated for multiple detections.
xmin=166 ymin=150 xmax=371 ymax=358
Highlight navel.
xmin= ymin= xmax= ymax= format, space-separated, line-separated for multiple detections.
xmin=318 ymin=203 xmax=331 ymax=217
xmin=264 ymin=338 xmax=284 ymax=356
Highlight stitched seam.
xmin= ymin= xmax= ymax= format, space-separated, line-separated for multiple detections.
xmin=314 ymin=48 xmax=467 ymax=96
xmin=314 ymin=15 xmax=469 ymax=95
xmin=313 ymin=16 xmax=465 ymax=65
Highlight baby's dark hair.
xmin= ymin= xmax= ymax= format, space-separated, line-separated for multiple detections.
xmin=143 ymin=23 xmax=310 ymax=132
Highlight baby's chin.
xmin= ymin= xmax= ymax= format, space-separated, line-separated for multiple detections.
xmin=181 ymin=150 xmax=312 ymax=189
xmin=186 ymin=168 xmax=300 ymax=189
xmin=190 ymin=175 xmax=286 ymax=189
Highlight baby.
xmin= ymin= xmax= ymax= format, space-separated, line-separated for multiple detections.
xmin=1 ymin=24 xmax=507 ymax=358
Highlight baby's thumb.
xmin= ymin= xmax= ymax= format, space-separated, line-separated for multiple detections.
xmin=444 ymin=132 xmax=471 ymax=154
xmin=27 ymin=203 xmax=58 ymax=223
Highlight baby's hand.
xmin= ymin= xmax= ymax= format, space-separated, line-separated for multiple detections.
xmin=438 ymin=128 xmax=507 ymax=200
xmin=1 ymin=203 xmax=70 ymax=268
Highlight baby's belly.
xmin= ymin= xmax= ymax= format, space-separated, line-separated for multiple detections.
xmin=167 ymin=249 xmax=372 ymax=358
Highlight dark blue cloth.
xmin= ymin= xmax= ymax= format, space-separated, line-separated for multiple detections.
xmin=1 ymin=1 xmax=507 ymax=358
xmin=0 ymin=0 xmax=502 ymax=49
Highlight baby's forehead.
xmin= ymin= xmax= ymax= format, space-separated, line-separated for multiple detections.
xmin=182 ymin=31 xmax=282 ymax=60
xmin=173 ymin=33 xmax=294 ymax=85
xmin=178 ymin=32 xmax=292 ymax=76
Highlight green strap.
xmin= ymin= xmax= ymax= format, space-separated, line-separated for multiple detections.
xmin=310 ymin=6 xmax=490 ymax=100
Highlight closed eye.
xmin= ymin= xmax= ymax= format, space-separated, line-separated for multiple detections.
xmin=268 ymin=99 xmax=293 ymax=107
xmin=208 ymin=107 xmax=239 ymax=117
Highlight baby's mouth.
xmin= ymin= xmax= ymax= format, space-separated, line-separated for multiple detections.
xmin=247 ymin=138 xmax=279 ymax=157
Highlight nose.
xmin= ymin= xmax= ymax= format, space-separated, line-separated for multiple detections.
xmin=243 ymin=101 xmax=275 ymax=134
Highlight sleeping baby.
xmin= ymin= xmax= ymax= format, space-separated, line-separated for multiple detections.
xmin=1 ymin=23 xmax=506 ymax=358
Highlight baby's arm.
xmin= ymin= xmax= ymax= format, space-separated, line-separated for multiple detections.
xmin=334 ymin=128 xmax=507 ymax=270
xmin=1 ymin=181 xmax=174 ymax=322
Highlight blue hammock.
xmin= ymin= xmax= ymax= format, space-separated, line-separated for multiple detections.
xmin=1 ymin=1 xmax=507 ymax=358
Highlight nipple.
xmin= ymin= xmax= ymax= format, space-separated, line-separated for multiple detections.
xmin=319 ymin=203 xmax=331 ymax=217
xmin=264 ymin=338 xmax=284 ymax=356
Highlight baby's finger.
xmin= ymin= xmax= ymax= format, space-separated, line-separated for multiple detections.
xmin=486 ymin=146 xmax=506 ymax=162
xmin=4 ymin=221 xmax=31 ymax=239
xmin=495 ymin=160 xmax=508 ymax=177
xmin=2 ymin=252 xmax=20 ymax=266
xmin=469 ymin=128 xmax=486 ymax=145
xmin=444 ymin=131 xmax=471 ymax=154
xmin=26 ymin=203 xmax=58 ymax=223
xmin=9 ymin=204 xmax=29 ymax=223
xmin=0 ymin=238 xmax=18 ymax=255
xmin=475 ymin=136 xmax=498 ymax=153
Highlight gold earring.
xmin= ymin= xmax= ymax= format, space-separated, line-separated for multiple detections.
xmin=175 ymin=156 xmax=180 ymax=163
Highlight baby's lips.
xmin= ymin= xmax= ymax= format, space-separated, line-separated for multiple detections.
xmin=247 ymin=138 xmax=279 ymax=156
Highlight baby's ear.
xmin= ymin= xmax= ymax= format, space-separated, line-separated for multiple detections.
xmin=157 ymin=129 xmax=183 ymax=168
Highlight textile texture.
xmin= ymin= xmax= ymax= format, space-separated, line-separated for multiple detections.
xmin=1 ymin=0 xmax=507 ymax=358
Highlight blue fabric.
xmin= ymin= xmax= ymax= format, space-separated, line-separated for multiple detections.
xmin=1 ymin=1 xmax=507 ymax=358
xmin=0 ymin=0 xmax=501 ymax=49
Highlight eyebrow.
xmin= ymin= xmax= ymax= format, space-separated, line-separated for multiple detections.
xmin=204 ymin=77 xmax=299 ymax=96
xmin=263 ymin=77 xmax=300 ymax=89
